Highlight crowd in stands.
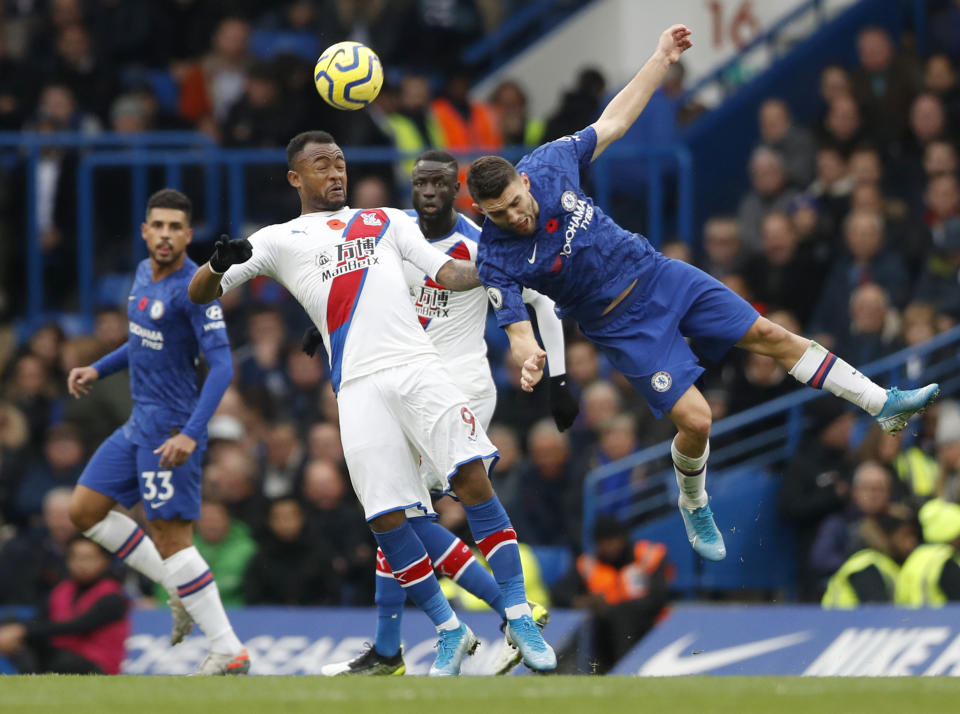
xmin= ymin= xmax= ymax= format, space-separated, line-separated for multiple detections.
xmin=2 ymin=3 xmax=960 ymax=635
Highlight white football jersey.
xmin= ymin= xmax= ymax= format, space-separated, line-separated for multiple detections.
xmin=402 ymin=211 xmax=558 ymax=395
xmin=220 ymin=207 xmax=450 ymax=392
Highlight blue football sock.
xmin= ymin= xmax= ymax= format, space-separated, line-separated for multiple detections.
xmin=372 ymin=519 xmax=455 ymax=629
xmin=410 ymin=516 xmax=505 ymax=618
xmin=464 ymin=495 xmax=527 ymax=610
xmin=374 ymin=564 xmax=405 ymax=657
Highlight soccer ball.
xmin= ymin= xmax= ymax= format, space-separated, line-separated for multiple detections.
xmin=314 ymin=41 xmax=383 ymax=111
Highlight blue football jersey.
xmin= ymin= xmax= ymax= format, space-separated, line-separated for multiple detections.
xmin=122 ymin=257 xmax=230 ymax=448
xmin=477 ymin=126 xmax=657 ymax=326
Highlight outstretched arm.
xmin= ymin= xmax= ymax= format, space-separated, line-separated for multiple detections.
xmin=188 ymin=235 xmax=253 ymax=304
xmin=505 ymin=320 xmax=547 ymax=392
xmin=436 ymin=258 xmax=481 ymax=291
xmin=590 ymin=24 xmax=692 ymax=160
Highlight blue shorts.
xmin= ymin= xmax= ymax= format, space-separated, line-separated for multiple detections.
xmin=579 ymin=255 xmax=759 ymax=418
xmin=77 ymin=428 xmax=204 ymax=521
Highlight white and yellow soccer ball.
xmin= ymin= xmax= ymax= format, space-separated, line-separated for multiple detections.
xmin=314 ymin=41 xmax=383 ymax=111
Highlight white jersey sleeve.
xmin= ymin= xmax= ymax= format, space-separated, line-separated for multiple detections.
xmin=391 ymin=211 xmax=450 ymax=281
xmin=522 ymin=288 xmax=566 ymax=376
xmin=218 ymin=226 xmax=281 ymax=294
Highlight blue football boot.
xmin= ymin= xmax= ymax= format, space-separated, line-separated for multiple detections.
xmin=505 ymin=614 xmax=557 ymax=672
xmin=428 ymin=622 xmax=479 ymax=677
xmin=876 ymin=384 xmax=939 ymax=434
xmin=679 ymin=499 xmax=727 ymax=562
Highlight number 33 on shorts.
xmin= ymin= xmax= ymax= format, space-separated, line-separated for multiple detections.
xmin=141 ymin=470 xmax=175 ymax=507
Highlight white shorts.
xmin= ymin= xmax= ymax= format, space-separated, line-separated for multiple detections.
xmin=419 ymin=370 xmax=496 ymax=493
xmin=338 ymin=359 xmax=498 ymax=521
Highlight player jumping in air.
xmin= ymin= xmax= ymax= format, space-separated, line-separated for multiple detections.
xmin=188 ymin=131 xmax=557 ymax=675
xmin=467 ymin=25 xmax=939 ymax=562
xmin=67 ymin=189 xmax=248 ymax=675
xmin=312 ymin=149 xmax=578 ymax=676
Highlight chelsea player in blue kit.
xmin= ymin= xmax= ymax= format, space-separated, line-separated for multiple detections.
xmin=66 ymin=189 xmax=249 ymax=674
xmin=467 ymin=25 xmax=939 ymax=561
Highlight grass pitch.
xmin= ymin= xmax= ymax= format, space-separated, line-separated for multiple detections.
xmin=2 ymin=675 xmax=959 ymax=714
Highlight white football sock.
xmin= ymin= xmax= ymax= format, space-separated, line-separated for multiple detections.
xmin=437 ymin=614 xmax=461 ymax=632
xmin=672 ymin=437 xmax=709 ymax=511
xmin=504 ymin=603 xmax=533 ymax=620
xmin=84 ymin=511 xmax=166 ymax=584
xmin=788 ymin=341 xmax=887 ymax=416
xmin=163 ymin=546 xmax=243 ymax=655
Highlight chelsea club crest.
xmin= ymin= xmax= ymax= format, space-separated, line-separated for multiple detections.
xmin=560 ymin=190 xmax=578 ymax=212
xmin=651 ymin=371 xmax=672 ymax=393
xmin=149 ymin=300 xmax=165 ymax=320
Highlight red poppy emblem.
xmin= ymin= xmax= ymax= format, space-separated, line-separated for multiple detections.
xmin=545 ymin=219 xmax=559 ymax=233
xmin=327 ymin=219 xmax=346 ymax=230
xmin=138 ymin=297 xmax=149 ymax=310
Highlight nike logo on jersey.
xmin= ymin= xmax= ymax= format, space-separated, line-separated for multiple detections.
xmin=527 ymin=243 xmax=538 ymax=263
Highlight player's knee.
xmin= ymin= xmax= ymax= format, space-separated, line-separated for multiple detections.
xmin=68 ymin=496 xmax=99 ymax=532
xmin=449 ymin=461 xmax=494 ymax=505
xmin=676 ymin=408 xmax=712 ymax=441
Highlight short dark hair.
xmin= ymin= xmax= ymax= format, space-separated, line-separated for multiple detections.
xmin=146 ymin=188 xmax=192 ymax=223
xmin=466 ymin=155 xmax=518 ymax=202
xmin=286 ymin=130 xmax=337 ymax=169
xmin=415 ymin=149 xmax=458 ymax=170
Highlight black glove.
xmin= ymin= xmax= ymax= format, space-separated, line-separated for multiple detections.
xmin=209 ymin=234 xmax=253 ymax=274
xmin=301 ymin=326 xmax=323 ymax=358
xmin=548 ymin=374 xmax=579 ymax=432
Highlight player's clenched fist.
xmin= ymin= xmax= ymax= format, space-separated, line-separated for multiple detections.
xmin=209 ymin=234 xmax=253 ymax=274
xmin=67 ymin=365 xmax=99 ymax=398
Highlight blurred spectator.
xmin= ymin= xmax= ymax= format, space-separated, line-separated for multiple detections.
xmin=565 ymin=341 xmax=601 ymax=394
xmin=43 ymin=23 xmax=119 ymax=124
xmin=0 ymin=537 xmax=129 ymax=674
xmin=923 ymin=54 xmax=960 ymax=125
xmin=915 ymin=216 xmax=960 ymax=319
xmin=0 ymin=488 xmax=77 ymax=604
xmin=280 ymin=346 xmax=326 ymax=424
xmin=757 ymin=99 xmax=816 ymax=188
xmin=698 ymin=216 xmax=746 ymax=279
xmin=490 ymin=80 xmax=544 ymax=147
xmin=856 ymin=425 xmax=937 ymax=504
xmin=779 ymin=398 xmax=856 ymax=601
xmin=809 ymin=460 xmax=893 ymax=583
xmin=660 ymin=240 xmax=691 ymax=263
xmin=0 ymin=31 xmax=30 ymax=130
xmin=661 ymin=60 xmax=705 ymax=126
xmin=223 ymin=61 xmax=297 ymax=147
xmin=486 ymin=423 xmax=522 ymax=506
xmin=821 ymin=510 xmax=918 ymax=608
xmin=568 ymin=379 xmax=620 ymax=455
xmin=178 ymin=16 xmax=252 ymax=132
xmin=350 ymin=175 xmax=392 ymax=210
xmin=744 ymin=212 xmax=820 ymax=324
xmin=832 ymin=282 xmax=901 ymax=366
xmin=737 ymin=147 xmax=799 ymax=252
xmin=6 ymin=353 xmax=57 ymax=452
xmin=234 ymin=306 xmax=289 ymax=412
xmin=0 ymin=401 xmax=29 ymax=523
xmin=850 ymin=26 xmax=920 ymax=143
xmin=14 ymin=423 xmax=85 ymax=522
xmin=817 ymin=93 xmax=870 ymax=157
xmin=432 ymin=67 xmax=501 ymax=151
xmin=891 ymin=92 xmax=952 ymax=198
xmin=61 ymin=335 xmax=131 ymax=455
xmin=259 ymin=421 xmax=305 ymax=500
xmin=551 ymin=517 xmax=670 ymax=674
xmin=385 ymin=74 xmax=440 ymax=177
xmin=809 ymin=210 xmax=909 ymax=340
xmin=894 ymin=498 xmax=960 ymax=606
xmin=244 ymin=498 xmax=340 ymax=605
xmin=544 ymin=67 xmax=605 ymax=141
xmin=306 ymin=423 xmax=346 ymax=470
xmin=157 ymin=500 xmax=256 ymax=607
xmin=819 ymin=64 xmax=854 ymax=109
xmin=510 ymin=419 xmax=580 ymax=547
xmin=806 ymin=146 xmax=852 ymax=233
xmin=491 ymin=350 xmax=550 ymax=437
xmin=935 ymin=400 xmax=960 ymax=502
xmin=930 ymin=0 xmax=960 ymax=66
xmin=204 ymin=443 xmax=267 ymax=534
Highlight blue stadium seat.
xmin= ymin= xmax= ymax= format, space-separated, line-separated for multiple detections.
xmin=250 ymin=31 xmax=318 ymax=62
xmin=531 ymin=545 xmax=574 ymax=588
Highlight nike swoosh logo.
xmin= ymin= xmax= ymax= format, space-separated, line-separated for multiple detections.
xmin=527 ymin=243 xmax=538 ymax=263
xmin=637 ymin=631 xmax=812 ymax=676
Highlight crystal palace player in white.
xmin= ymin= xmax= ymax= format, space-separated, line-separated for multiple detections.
xmin=313 ymin=150 xmax=578 ymax=676
xmin=188 ymin=131 xmax=557 ymax=676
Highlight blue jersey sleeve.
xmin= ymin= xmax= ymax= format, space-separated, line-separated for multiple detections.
xmin=524 ymin=126 xmax=597 ymax=181
xmin=479 ymin=258 xmax=528 ymax=327
xmin=180 ymin=295 xmax=232 ymax=442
